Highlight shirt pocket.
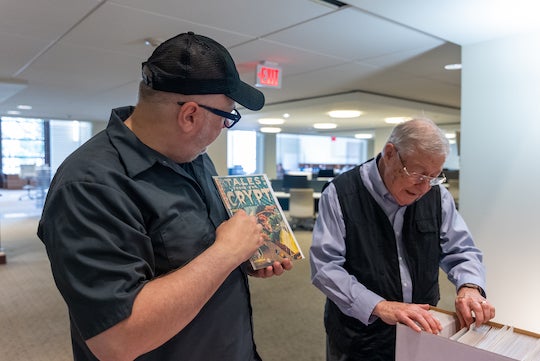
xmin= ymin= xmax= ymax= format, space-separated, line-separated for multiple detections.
xmin=150 ymin=210 xmax=215 ymax=273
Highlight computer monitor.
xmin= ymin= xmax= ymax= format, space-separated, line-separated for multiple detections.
xmin=317 ymin=169 xmax=335 ymax=178
xmin=282 ymin=174 xmax=309 ymax=190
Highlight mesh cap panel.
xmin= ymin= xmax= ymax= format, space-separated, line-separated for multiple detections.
xmin=142 ymin=32 xmax=264 ymax=110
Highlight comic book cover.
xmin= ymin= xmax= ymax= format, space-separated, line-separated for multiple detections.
xmin=213 ymin=174 xmax=304 ymax=270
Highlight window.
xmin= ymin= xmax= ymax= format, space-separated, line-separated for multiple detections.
xmin=276 ymin=133 xmax=368 ymax=175
xmin=226 ymin=131 xmax=369 ymax=177
xmin=227 ymin=130 xmax=257 ymax=175
xmin=0 ymin=117 xmax=47 ymax=175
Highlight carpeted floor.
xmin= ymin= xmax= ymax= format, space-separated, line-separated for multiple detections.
xmin=0 ymin=190 xmax=326 ymax=361
xmin=0 ymin=189 xmax=455 ymax=361
xmin=0 ymin=216 xmax=72 ymax=361
xmin=249 ymin=230 xmax=326 ymax=361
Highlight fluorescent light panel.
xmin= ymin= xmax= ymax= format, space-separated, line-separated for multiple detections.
xmin=313 ymin=123 xmax=337 ymax=129
xmin=260 ymin=127 xmax=282 ymax=133
xmin=327 ymin=109 xmax=362 ymax=118
xmin=258 ymin=118 xmax=285 ymax=125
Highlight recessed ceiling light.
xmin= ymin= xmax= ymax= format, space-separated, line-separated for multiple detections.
xmin=327 ymin=110 xmax=362 ymax=118
xmin=260 ymin=127 xmax=282 ymax=133
xmin=384 ymin=117 xmax=411 ymax=124
xmin=258 ymin=118 xmax=285 ymax=125
xmin=282 ymin=113 xmax=290 ymax=118
xmin=444 ymin=63 xmax=462 ymax=70
xmin=354 ymin=133 xmax=373 ymax=139
xmin=144 ymin=37 xmax=162 ymax=47
xmin=17 ymin=104 xmax=32 ymax=110
xmin=445 ymin=133 xmax=456 ymax=139
xmin=7 ymin=110 xmax=21 ymax=115
xmin=313 ymin=123 xmax=337 ymax=129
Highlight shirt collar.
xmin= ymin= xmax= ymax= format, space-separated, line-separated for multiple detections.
xmin=361 ymin=153 xmax=398 ymax=205
xmin=106 ymin=106 xmax=183 ymax=178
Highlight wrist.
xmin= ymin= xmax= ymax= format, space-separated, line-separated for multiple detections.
xmin=459 ymin=283 xmax=486 ymax=298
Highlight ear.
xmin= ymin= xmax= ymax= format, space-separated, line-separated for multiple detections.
xmin=382 ymin=142 xmax=396 ymax=160
xmin=176 ymin=102 xmax=199 ymax=132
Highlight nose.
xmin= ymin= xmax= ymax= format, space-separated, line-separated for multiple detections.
xmin=416 ymin=180 xmax=431 ymax=192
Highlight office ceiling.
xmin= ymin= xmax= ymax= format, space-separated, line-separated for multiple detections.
xmin=1 ymin=0 xmax=539 ymax=137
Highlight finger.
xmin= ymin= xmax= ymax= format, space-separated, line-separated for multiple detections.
xmin=417 ymin=311 xmax=441 ymax=334
xmin=414 ymin=317 xmax=433 ymax=334
xmin=458 ymin=300 xmax=477 ymax=327
xmin=271 ymin=261 xmax=284 ymax=276
xmin=479 ymin=300 xmax=493 ymax=324
xmin=252 ymin=266 xmax=272 ymax=278
xmin=281 ymin=258 xmax=293 ymax=271
xmin=263 ymin=265 xmax=274 ymax=278
xmin=428 ymin=313 xmax=443 ymax=333
xmin=251 ymin=269 xmax=264 ymax=278
xmin=456 ymin=306 xmax=472 ymax=328
xmin=472 ymin=302 xmax=485 ymax=326
xmin=403 ymin=318 xmax=423 ymax=332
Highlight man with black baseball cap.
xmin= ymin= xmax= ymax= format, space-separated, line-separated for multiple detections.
xmin=142 ymin=31 xmax=265 ymax=111
xmin=38 ymin=32 xmax=291 ymax=361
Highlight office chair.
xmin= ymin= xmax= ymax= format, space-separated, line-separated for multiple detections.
xmin=18 ymin=164 xmax=37 ymax=201
xmin=288 ymin=188 xmax=315 ymax=230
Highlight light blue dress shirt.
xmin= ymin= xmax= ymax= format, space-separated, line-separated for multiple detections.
xmin=310 ymin=157 xmax=486 ymax=325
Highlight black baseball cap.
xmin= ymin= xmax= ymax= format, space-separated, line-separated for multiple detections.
xmin=142 ymin=32 xmax=265 ymax=111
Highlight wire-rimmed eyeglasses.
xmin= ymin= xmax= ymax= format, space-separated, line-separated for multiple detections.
xmin=177 ymin=102 xmax=241 ymax=129
xmin=396 ymin=149 xmax=446 ymax=186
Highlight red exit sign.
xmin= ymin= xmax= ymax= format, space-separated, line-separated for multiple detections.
xmin=256 ymin=63 xmax=282 ymax=88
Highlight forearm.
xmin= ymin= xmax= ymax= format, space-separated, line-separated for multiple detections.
xmin=439 ymin=188 xmax=485 ymax=288
xmin=86 ymin=241 xmax=239 ymax=361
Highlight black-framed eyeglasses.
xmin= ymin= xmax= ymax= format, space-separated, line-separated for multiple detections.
xmin=396 ymin=149 xmax=446 ymax=186
xmin=177 ymin=102 xmax=241 ymax=128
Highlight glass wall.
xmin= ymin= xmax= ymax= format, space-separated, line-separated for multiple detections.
xmin=276 ymin=133 xmax=369 ymax=176
xmin=49 ymin=120 xmax=92 ymax=175
xmin=0 ymin=117 xmax=47 ymax=175
xmin=226 ymin=130 xmax=369 ymax=177
xmin=1 ymin=117 xmax=92 ymax=181
xmin=227 ymin=130 xmax=257 ymax=175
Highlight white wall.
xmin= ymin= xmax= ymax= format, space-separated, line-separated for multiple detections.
xmin=90 ymin=120 xmax=107 ymax=136
xmin=460 ymin=30 xmax=540 ymax=333
xmin=49 ymin=120 xmax=92 ymax=175
xmin=261 ymin=133 xmax=277 ymax=178
xmin=373 ymin=127 xmax=393 ymax=157
xmin=207 ymin=131 xmax=228 ymax=176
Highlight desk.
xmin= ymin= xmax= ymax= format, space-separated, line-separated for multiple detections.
xmin=274 ymin=191 xmax=321 ymax=211
xmin=274 ymin=191 xmax=321 ymax=199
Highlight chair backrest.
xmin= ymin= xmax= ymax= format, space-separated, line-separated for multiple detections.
xmin=288 ymin=188 xmax=314 ymax=218
xmin=19 ymin=164 xmax=37 ymax=179
xmin=282 ymin=174 xmax=309 ymax=191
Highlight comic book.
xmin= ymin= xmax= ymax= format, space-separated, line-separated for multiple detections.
xmin=213 ymin=174 xmax=304 ymax=270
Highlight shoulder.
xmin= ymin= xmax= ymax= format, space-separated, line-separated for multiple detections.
xmin=51 ymin=132 xmax=125 ymax=190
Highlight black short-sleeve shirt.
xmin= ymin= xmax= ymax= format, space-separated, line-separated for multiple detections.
xmin=38 ymin=106 xmax=258 ymax=361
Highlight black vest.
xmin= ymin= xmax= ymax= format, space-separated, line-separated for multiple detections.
xmin=325 ymin=163 xmax=442 ymax=361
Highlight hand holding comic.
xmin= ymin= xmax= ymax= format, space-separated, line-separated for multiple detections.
xmin=213 ymin=174 xmax=305 ymax=270
xmin=215 ymin=209 xmax=264 ymax=263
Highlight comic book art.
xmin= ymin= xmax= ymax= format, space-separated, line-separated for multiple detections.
xmin=213 ymin=174 xmax=304 ymax=270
